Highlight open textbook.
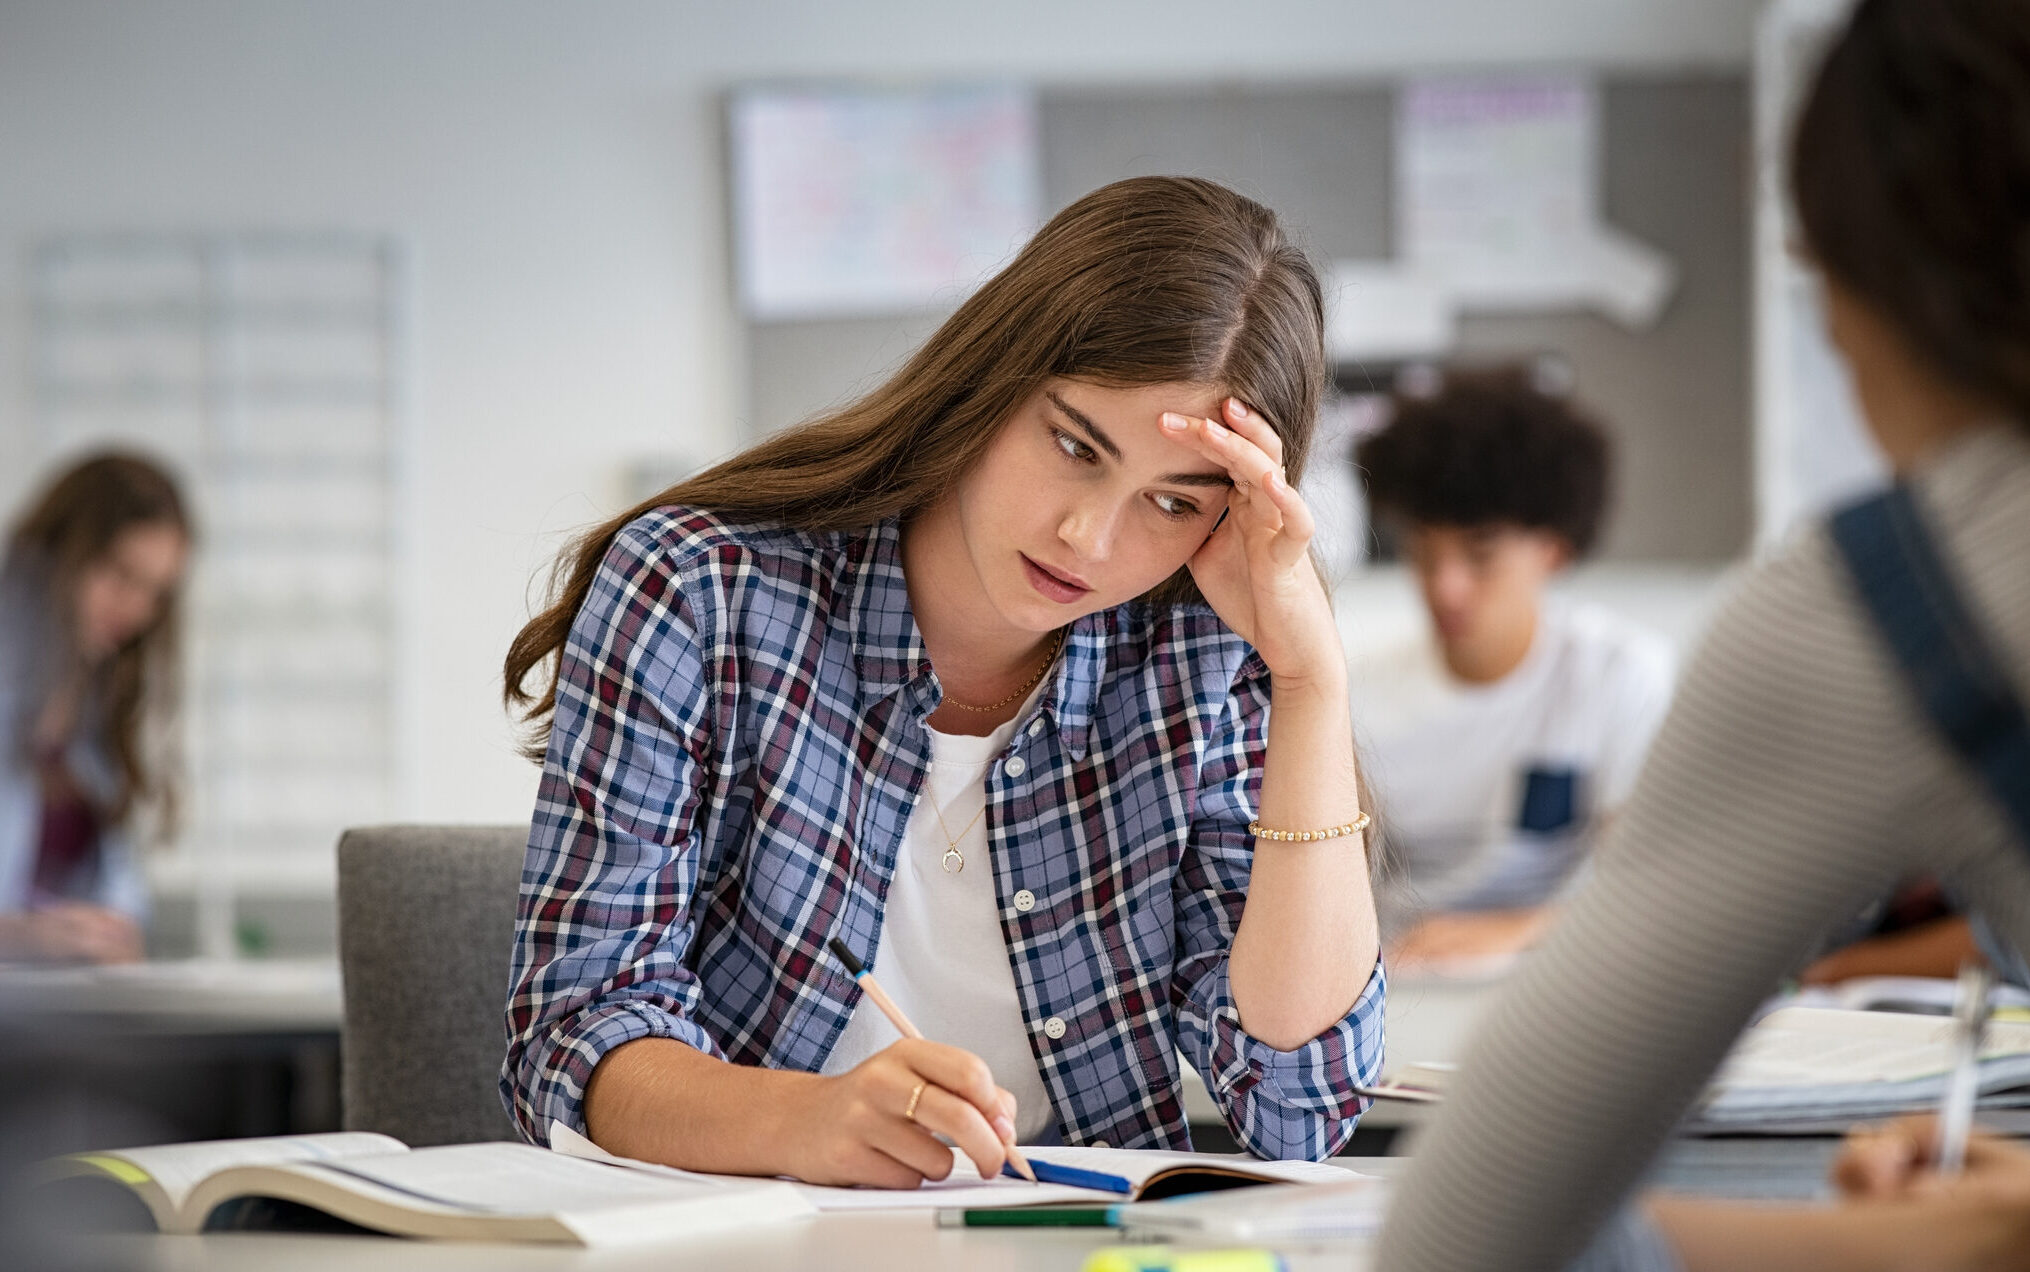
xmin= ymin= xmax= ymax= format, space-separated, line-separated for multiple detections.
xmin=548 ymin=1121 xmax=1351 ymax=1209
xmin=40 ymin=1132 xmax=813 ymax=1245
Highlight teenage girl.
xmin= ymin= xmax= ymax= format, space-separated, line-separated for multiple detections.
xmin=501 ymin=176 xmax=1383 ymax=1185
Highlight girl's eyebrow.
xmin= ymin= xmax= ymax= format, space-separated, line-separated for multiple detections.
xmin=1046 ymin=390 xmax=1123 ymax=461
xmin=1045 ymin=390 xmax=1234 ymax=488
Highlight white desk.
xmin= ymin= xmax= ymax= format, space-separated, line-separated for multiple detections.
xmin=0 ymin=958 xmax=346 ymax=1143
xmin=62 ymin=1212 xmax=1276 ymax=1272
xmin=55 ymin=1167 xmax=1382 ymax=1272
xmin=47 ymin=1141 xmax=1838 ymax=1272
xmin=0 ymin=958 xmax=342 ymax=1035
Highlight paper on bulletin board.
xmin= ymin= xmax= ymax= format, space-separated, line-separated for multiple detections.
xmin=1327 ymin=260 xmax=1456 ymax=362
xmin=1397 ymin=77 xmax=1675 ymax=328
xmin=730 ymin=86 xmax=1042 ymax=322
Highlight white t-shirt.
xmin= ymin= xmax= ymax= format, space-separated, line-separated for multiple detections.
xmin=1349 ymin=601 xmax=1676 ymax=931
xmin=820 ymin=695 xmax=1058 ymax=1144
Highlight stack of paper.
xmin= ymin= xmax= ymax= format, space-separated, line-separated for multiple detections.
xmin=1696 ymin=1007 xmax=2030 ymax=1130
xmin=1763 ymin=975 xmax=2030 ymax=1020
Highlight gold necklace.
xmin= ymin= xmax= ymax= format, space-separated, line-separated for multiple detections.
xmin=928 ymin=790 xmax=988 ymax=875
xmin=928 ymin=628 xmax=1062 ymax=872
xmin=940 ymin=628 xmax=1067 ymax=714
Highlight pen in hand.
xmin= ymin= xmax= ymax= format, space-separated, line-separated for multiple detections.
xmin=827 ymin=937 xmax=1039 ymax=1183
xmin=1935 ymin=960 xmax=1995 ymax=1176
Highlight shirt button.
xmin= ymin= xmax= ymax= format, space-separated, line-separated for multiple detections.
xmin=1043 ymin=1016 xmax=1067 ymax=1040
xmin=1004 ymin=756 xmax=1027 ymax=778
xmin=1013 ymin=889 xmax=1036 ymax=912
xmin=1091 ymin=1139 xmax=1110 ymax=1150
xmin=1028 ymin=719 xmax=1044 ymax=739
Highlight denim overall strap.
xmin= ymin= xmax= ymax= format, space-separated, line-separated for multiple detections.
xmin=1831 ymin=485 xmax=2030 ymax=981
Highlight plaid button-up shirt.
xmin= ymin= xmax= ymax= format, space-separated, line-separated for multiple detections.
xmin=502 ymin=509 xmax=1385 ymax=1160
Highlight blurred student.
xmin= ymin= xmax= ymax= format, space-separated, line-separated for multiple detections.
xmin=0 ymin=455 xmax=190 ymax=964
xmin=1611 ymin=1115 xmax=2030 ymax=1272
xmin=1350 ymin=368 xmax=1674 ymax=967
xmin=1503 ymin=1113 xmax=2030 ymax=1271
xmin=1379 ymin=2 xmax=2030 ymax=1268
xmin=1800 ymin=875 xmax=1981 ymax=986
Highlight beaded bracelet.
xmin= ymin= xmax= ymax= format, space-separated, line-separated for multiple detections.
xmin=1247 ymin=810 xmax=1371 ymax=843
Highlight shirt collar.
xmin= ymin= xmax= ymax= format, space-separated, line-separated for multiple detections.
xmin=844 ymin=518 xmax=933 ymax=703
xmin=1047 ymin=612 xmax=1110 ymax=761
xmin=844 ymin=516 xmax=1109 ymax=757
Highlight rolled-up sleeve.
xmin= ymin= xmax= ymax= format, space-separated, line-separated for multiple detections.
xmin=1171 ymin=660 xmax=1387 ymax=1161
xmin=500 ymin=525 xmax=727 ymax=1145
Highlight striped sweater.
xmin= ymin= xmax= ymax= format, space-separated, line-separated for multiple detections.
xmin=1379 ymin=424 xmax=2030 ymax=1272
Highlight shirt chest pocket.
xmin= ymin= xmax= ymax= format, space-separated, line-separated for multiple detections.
xmin=1100 ymin=886 xmax=1177 ymax=978
xmin=1514 ymin=765 xmax=1583 ymax=836
xmin=743 ymin=826 xmax=848 ymax=932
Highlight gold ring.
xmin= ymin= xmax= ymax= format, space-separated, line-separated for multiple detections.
xmin=904 ymin=1080 xmax=926 ymax=1123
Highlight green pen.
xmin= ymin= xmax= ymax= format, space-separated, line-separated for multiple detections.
xmin=936 ymin=1205 xmax=1122 ymax=1228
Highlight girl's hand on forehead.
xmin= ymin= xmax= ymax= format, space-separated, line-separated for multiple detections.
xmin=1159 ymin=398 xmax=1342 ymax=688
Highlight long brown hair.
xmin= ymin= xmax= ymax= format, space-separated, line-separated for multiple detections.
xmin=1791 ymin=0 xmax=2030 ymax=428
xmin=505 ymin=176 xmax=1328 ymax=752
xmin=4 ymin=452 xmax=191 ymax=828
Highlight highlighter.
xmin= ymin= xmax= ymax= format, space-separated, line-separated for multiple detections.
xmin=1082 ymin=1247 xmax=1287 ymax=1272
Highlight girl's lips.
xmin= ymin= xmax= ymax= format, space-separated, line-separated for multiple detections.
xmin=1021 ymin=554 xmax=1092 ymax=603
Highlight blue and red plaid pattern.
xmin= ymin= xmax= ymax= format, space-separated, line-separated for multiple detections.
xmin=502 ymin=509 xmax=1385 ymax=1161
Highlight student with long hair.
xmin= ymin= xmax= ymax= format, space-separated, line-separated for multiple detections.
xmin=1379 ymin=1 xmax=2030 ymax=1267
xmin=500 ymin=177 xmax=1383 ymax=1184
xmin=0 ymin=454 xmax=190 ymax=964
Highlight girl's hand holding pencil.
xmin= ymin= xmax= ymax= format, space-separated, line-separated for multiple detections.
xmin=806 ymin=938 xmax=1038 ymax=1189
xmin=784 ymin=1035 xmax=1025 ymax=1189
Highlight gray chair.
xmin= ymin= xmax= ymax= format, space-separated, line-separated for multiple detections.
xmin=337 ymin=824 xmax=527 ymax=1146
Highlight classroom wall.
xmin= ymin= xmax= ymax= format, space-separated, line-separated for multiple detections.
xmin=0 ymin=1 xmax=1761 ymax=841
xmin=751 ymin=78 xmax=1751 ymax=563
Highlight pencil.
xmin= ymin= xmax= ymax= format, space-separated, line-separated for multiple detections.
xmin=828 ymin=937 xmax=1038 ymax=1183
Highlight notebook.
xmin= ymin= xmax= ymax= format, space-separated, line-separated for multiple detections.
xmin=1361 ymin=1007 xmax=2030 ymax=1131
xmin=550 ymin=1122 xmax=1352 ymax=1210
xmin=41 ymin=1132 xmax=813 ymax=1245
xmin=1354 ymin=1060 xmax=1454 ymax=1105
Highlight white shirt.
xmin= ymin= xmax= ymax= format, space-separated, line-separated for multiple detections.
xmin=1350 ymin=601 xmax=1676 ymax=929
xmin=820 ymin=692 xmax=1058 ymax=1144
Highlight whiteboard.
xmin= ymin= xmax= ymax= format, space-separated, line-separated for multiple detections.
xmin=729 ymin=86 xmax=1041 ymax=321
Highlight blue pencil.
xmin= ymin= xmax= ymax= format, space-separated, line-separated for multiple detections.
xmin=1001 ymin=1159 xmax=1134 ymax=1194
